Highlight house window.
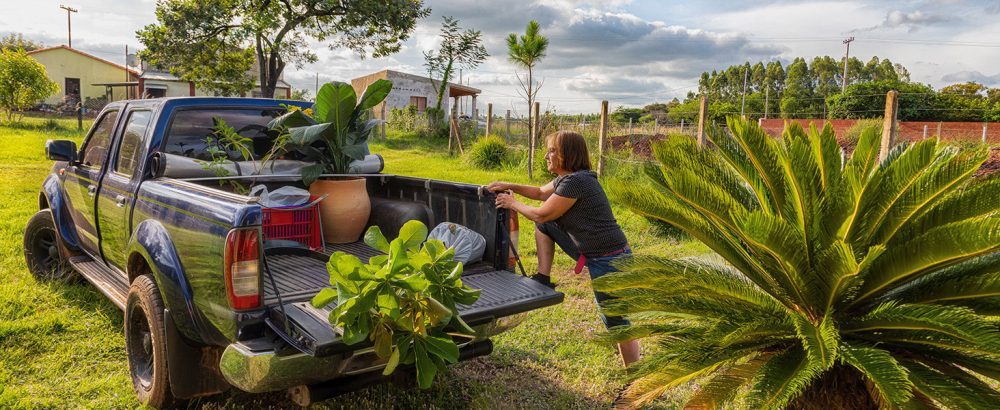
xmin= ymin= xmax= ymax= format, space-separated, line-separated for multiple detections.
xmin=65 ymin=78 xmax=81 ymax=103
xmin=409 ymin=96 xmax=427 ymax=112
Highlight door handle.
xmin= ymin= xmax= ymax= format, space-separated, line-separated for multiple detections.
xmin=115 ymin=195 xmax=126 ymax=208
xmin=87 ymin=184 xmax=97 ymax=196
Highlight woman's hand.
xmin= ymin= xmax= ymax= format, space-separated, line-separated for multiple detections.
xmin=487 ymin=181 xmax=511 ymax=193
xmin=495 ymin=192 xmax=518 ymax=209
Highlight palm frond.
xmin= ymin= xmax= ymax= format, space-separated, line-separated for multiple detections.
xmin=838 ymin=342 xmax=914 ymax=406
xmin=892 ymin=175 xmax=1000 ymax=244
xmin=597 ymin=256 xmax=784 ymax=314
xmin=792 ymin=312 xmax=839 ymax=370
xmin=844 ymin=302 xmax=1000 ymax=351
xmin=847 ymin=138 xmax=937 ymax=249
xmin=853 ymin=218 xmax=1000 ymax=304
xmin=745 ymin=346 xmax=824 ymax=410
xmin=901 ymin=359 xmax=1000 ymax=409
xmin=873 ymin=146 xmax=988 ymax=245
xmin=684 ymin=353 xmax=774 ymax=409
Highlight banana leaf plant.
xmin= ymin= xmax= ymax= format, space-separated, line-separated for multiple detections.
xmin=311 ymin=220 xmax=481 ymax=389
xmin=597 ymin=117 xmax=999 ymax=409
xmin=268 ymin=79 xmax=392 ymax=185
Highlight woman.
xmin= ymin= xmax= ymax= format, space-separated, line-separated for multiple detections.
xmin=488 ymin=131 xmax=640 ymax=367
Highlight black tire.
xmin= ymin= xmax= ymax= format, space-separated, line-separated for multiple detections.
xmin=125 ymin=275 xmax=174 ymax=409
xmin=23 ymin=209 xmax=78 ymax=282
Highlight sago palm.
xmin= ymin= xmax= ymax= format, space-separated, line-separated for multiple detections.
xmin=597 ymin=117 xmax=1000 ymax=409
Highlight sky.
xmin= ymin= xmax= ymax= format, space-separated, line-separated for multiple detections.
xmin=3 ymin=0 xmax=1000 ymax=114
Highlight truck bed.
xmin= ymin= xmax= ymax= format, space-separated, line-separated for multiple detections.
xmin=264 ymin=241 xmax=499 ymax=304
xmin=262 ymin=241 xmax=562 ymax=357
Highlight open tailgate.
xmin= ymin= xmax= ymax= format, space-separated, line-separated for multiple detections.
xmin=264 ymin=252 xmax=563 ymax=357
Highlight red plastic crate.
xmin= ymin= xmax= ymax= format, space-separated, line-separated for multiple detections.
xmin=261 ymin=196 xmax=324 ymax=250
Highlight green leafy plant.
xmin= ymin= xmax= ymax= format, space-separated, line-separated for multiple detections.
xmin=311 ymin=220 xmax=481 ymax=388
xmin=269 ymin=80 xmax=392 ymax=185
xmin=599 ymin=117 xmax=999 ymax=409
xmin=0 ymin=48 xmax=58 ymax=123
xmin=466 ymin=135 xmax=510 ymax=170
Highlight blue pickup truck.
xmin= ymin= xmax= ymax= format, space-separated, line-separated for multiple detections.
xmin=25 ymin=97 xmax=562 ymax=408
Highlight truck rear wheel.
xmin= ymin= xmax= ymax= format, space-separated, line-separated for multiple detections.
xmin=23 ymin=209 xmax=77 ymax=282
xmin=126 ymin=275 xmax=174 ymax=409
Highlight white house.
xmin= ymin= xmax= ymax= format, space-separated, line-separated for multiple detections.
xmin=350 ymin=69 xmax=481 ymax=118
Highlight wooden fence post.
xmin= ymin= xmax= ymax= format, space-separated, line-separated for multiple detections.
xmin=451 ymin=116 xmax=465 ymax=155
xmin=380 ymin=104 xmax=387 ymax=139
xmin=879 ymin=90 xmax=899 ymax=162
xmin=598 ymin=100 xmax=609 ymax=176
xmin=448 ymin=114 xmax=454 ymax=155
xmin=505 ymin=110 xmax=511 ymax=141
xmin=486 ymin=103 xmax=493 ymax=136
xmin=984 ymin=123 xmax=989 ymax=144
xmin=696 ymin=95 xmax=708 ymax=147
xmin=936 ymin=121 xmax=942 ymax=138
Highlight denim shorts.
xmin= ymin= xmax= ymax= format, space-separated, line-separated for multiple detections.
xmin=536 ymin=221 xmax=631 ymax=329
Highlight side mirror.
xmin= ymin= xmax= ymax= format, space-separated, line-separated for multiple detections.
xmin=46 ymin=140 xmax=77 ymax=162
xmin=149 ymin=152 xmax=165 ymax=178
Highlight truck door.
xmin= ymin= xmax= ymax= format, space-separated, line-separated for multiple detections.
xmin=99 ymin=109 xmax=152 ymax=270
xmin=64 ymin=109 xmax=119 ymax=256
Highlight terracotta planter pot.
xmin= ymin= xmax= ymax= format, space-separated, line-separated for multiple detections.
xmin=308 ymin=177 xmax=371 ymax=244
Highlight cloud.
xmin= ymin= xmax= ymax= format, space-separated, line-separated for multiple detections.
xmin=856 ymin=9 xmax=954 ymax=32
xmin=940 ymin=70 xmax=1000 ymax=86
xmin=562 ymin=73 xmax=669 ymax=101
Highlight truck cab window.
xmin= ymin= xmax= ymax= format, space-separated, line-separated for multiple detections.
xmin=80 ymin=110 xmax=119 ymax=167
xmin=115 ymin=111 xmax=152 ymax=176
xmin=164 ymin=109 xmax=283 ymax=161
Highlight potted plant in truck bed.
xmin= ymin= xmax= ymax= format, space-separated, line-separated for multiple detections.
xmin=270 ymin=79 xmax=392 ymax=243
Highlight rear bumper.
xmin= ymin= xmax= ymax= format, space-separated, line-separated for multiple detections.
xmin=219 ymin=315 xmax=527 ymax=393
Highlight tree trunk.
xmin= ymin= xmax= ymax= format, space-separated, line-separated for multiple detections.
xmin=527 ymin=67 xmax=534 ymax=180
xmin=786 ymin=365 xmax=878 ymax=410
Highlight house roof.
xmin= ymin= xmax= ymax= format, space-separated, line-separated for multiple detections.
xmin=352 ymin=69 xmax=482 ymax=96
xmin=140 ymin=69 xmax=291 ymax=89
xmin=27 ymin=45 xmax=139 ymax=75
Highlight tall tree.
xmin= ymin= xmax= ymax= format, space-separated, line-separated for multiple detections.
xmin=507 ymin=20 xmax=548 ymax=179
xmin=424 ymin=17 xmax=488 ymax=118
xmin=750 ymin=61 xmax=766 ymax=92
xmin=138 ymin=0 xmax=430 ymax=97
xmin=781 ymin=57 xmax=814 ymax=118
xmin=0 ymin=33 xmax=43 ymax=52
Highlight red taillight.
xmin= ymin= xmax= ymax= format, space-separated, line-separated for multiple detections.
xmin=224 ymin=229 xmax=261 ymax=310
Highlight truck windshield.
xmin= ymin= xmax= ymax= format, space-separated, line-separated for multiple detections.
xmin=164 ymin=108 xmax=286 ymax=161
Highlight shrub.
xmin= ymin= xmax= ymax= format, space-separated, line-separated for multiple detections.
xmin=467 ymin=135 xmax=511 ymax=170
xmin=0 ymin=48 xmax=59 ymax=123
xmin=600 ymin=118 xmax=999 ymax=409
xmin=841 ymin=118 xmax=882 ymax=153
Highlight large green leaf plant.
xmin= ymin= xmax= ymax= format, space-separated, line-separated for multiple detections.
xmin=597 ymin=117 xmax=1000 ymax=409
xmin=269 ymin=79 xmax=392 ymax=185
xmin=311 ymin=220 xmax=481 ymax=388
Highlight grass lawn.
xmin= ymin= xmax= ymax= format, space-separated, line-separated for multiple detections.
xmin=0 ymin=117 xmax=707 ymax=409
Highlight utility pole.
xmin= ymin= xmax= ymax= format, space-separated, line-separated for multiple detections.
xmin=764 ymin=87 xmax=770 ymax=119
xmin=59 ymin=5 xmax=78 ymax=48
xmin=740 ymin=64 xmax=749 ymax=117
xmin=314 ymin=72 xmax=319 ymax=97
xmin=842 ymin=36 xmax=855 ymax=92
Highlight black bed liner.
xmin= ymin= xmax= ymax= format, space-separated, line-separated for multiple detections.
xmin=262 ymin=242 xmax=563 ymax=357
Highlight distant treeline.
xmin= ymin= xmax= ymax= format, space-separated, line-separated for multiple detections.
xmin=607 ymin=56 xmax=1000 ymax=125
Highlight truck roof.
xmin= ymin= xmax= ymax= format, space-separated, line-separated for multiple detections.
xmin=104 ymin=97 xmax=312 ymax=112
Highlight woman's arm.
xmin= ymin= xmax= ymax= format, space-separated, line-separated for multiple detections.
xmin=496 ymin=192 xmax=576 ymax=223
xmin=488 ymin=181 xmax=555 ymax=201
